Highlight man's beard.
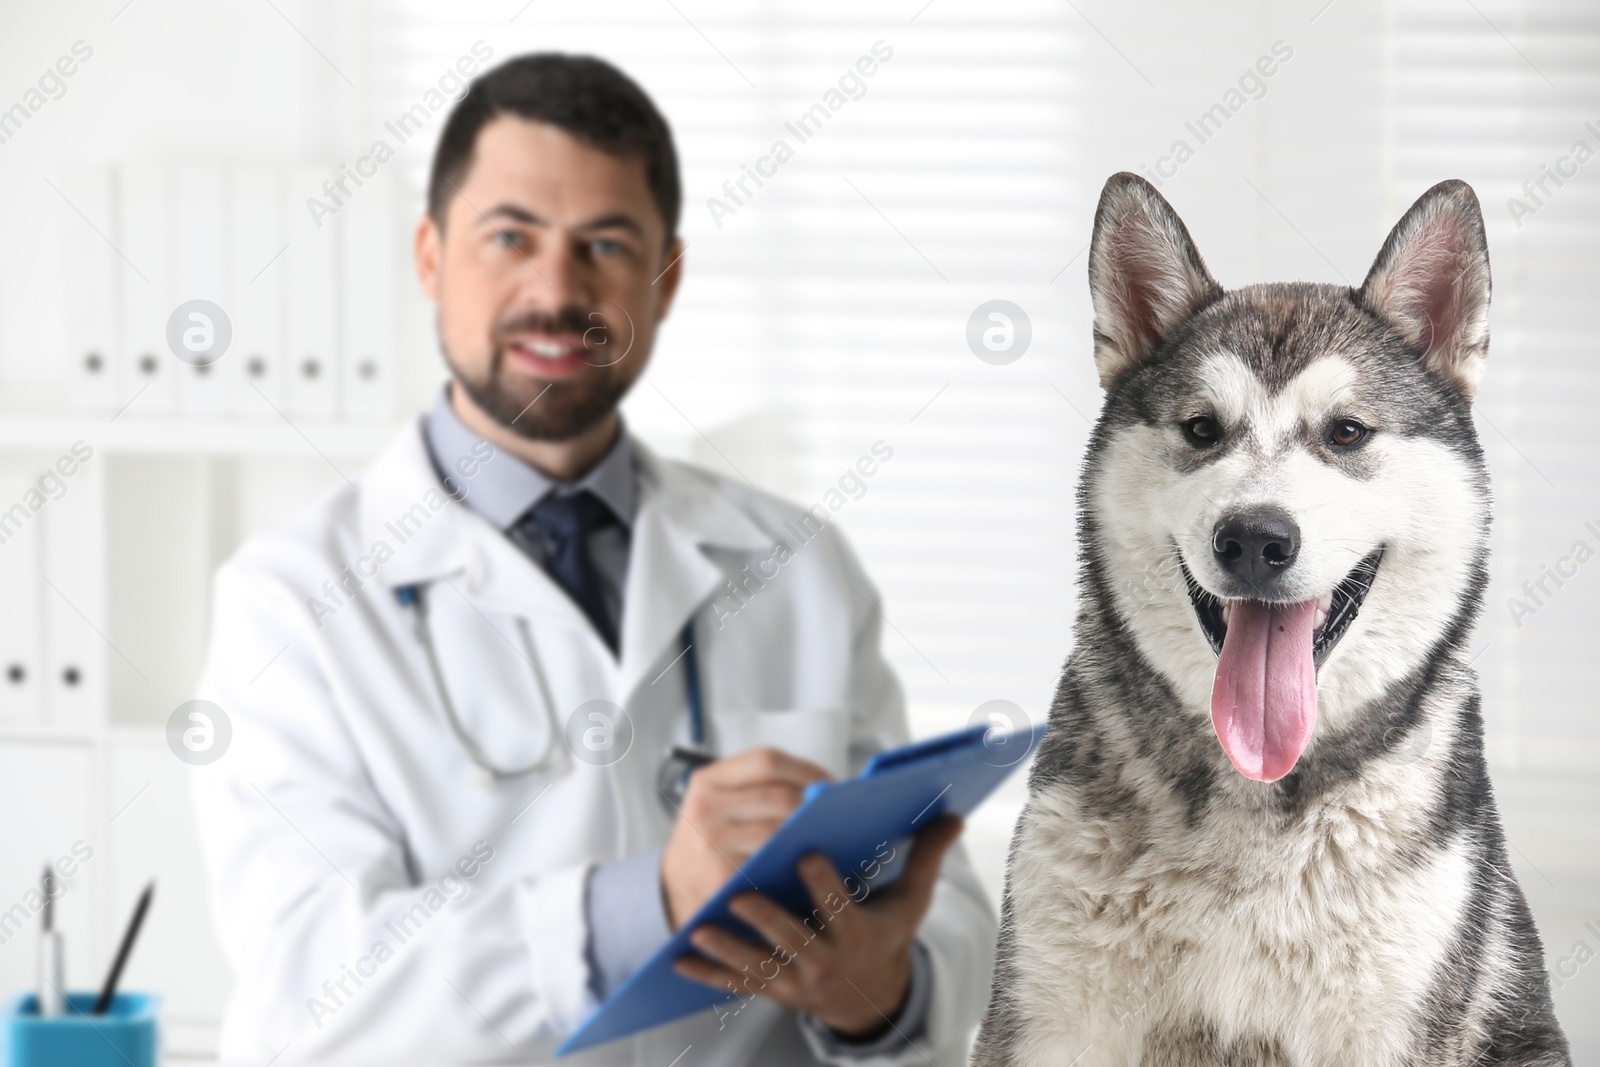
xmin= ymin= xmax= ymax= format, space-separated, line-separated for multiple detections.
xmin=444 ymin=304 xmax=637 ymax=442
xmin=454 ymin=357 xmax=629 ymax=441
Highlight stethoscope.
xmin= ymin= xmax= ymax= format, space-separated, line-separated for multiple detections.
xmin=393 ymin=582 xmax=712 ymax=810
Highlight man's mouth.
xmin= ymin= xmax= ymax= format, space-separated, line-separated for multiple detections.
xmin=1181 ymin=549 xmax=1383 ymax=668
xmin=504 ymin=333 xmax=592 ymax=380
xmin=1178 ymin=549 xmax=1382 ymax=783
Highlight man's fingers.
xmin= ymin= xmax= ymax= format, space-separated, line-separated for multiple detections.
xmin=689 ymin=923 xmax=781 ymax=977
xmin=795 ymin=851 xmax=865 ymax=938
xmin=674 ymin=955 xmax=747 ymax=994
xmin=727 ymin=893 xmax=806 ymax=964
xmin=673 ymin=954 xmax=802 ymax=1013
xmin=701 ymin=746 xmax=833 ymax=791
xmin=886 ymin=815 xmax=964 ymax=911
xmin=710 ymin=781 xmax=809 ymax=822
xmin=706 ymin=820 xmax=789 ymax=859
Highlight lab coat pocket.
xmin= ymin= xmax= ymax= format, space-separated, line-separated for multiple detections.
xmin=708 ymin=707 xmax=852 ymax=780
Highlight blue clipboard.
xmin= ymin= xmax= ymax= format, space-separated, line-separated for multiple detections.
xmin=555 ymin=719 xmax=1047 ymax=1056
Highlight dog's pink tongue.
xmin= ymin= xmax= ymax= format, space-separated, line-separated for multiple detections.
xmin=1210 ymin=599 xmax=1318 ymax=782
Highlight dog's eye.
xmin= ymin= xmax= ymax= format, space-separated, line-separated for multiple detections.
xmin=1328 ymin=418 xmax=1371 ymax=449
xmin=1182 ymin=415 xmax=1220 ymax=447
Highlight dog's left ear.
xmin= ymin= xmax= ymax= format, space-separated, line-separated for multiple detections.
xmin=1088 ymin=173 xmax=1222 ymax=390
xmin=1358 ymin=179 xmax=1491 ymax=401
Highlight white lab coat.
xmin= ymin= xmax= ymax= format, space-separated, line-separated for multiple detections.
xmin=192 ymin=419 xmax=996 ymax=1066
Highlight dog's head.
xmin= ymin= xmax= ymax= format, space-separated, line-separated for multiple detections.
xmin=1082 ymin=173 xmax=1491 ymax=783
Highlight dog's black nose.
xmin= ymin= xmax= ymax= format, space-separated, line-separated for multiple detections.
xmin=1212 ymin=508 xmax=1300 ymax=587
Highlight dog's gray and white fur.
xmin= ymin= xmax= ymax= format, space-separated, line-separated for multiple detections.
xmin=970 ymin=175 xmax=1571 ymax=1066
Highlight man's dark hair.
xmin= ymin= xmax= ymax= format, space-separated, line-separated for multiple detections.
xmin=428 ymin=53 xmax=681 ymax=246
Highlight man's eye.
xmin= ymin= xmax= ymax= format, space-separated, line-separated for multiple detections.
xmin=591 ymin=237 xmax=624 ymax=257
xmin=493 ymin=230 xmax=525 ymax=250
xmin=1182 ymin=415 xmax=1221 ymax=447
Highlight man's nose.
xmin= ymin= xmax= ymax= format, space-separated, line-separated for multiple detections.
xmin=1212 ymin=507 xmax=1300 ymax=588
xmin=521 ymin=238 xmax=594 ymax=311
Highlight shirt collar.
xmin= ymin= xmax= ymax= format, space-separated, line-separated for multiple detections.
xmin=423 ymin=384 xmax=639 ymax=532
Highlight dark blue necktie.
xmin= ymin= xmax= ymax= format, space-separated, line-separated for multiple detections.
xmin=512 ymin=490 xmax=620 ymax=654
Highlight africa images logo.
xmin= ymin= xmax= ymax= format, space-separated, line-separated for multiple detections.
xmin=167 ymin=700 xmax=232 ymax=765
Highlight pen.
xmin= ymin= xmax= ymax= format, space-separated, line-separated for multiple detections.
xmin=37 ymin=866 xmax=63 ymax=1018
xmin=669 ymin=745 xmax=715 ymax=771
xmin=92 ymin=881 xmax=153 ymax=1015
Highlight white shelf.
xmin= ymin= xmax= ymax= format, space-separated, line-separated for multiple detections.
xmin=0 ymin=415 xmax=406 ymax=457
xmin=0 ymin=722 xmax=97 ymax=745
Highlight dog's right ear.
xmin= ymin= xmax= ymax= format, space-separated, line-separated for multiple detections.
xmin=1088 ymin=173 xmax=1221 ymax=390
xmin=1357 ymin=179 xmax=1491 ymax=402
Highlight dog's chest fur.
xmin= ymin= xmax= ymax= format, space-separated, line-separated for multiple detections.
xmin=1001 ymin=771 xmax=1470 ymax=1066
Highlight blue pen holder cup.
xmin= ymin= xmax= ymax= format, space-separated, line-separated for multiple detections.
xmin=2 ymin=992 xmax=159 ymax=1067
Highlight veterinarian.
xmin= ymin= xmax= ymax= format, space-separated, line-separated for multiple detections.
xmin=192 ymin=53 xmax=995 ymax=1065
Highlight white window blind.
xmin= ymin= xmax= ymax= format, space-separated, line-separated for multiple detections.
xmin=1390 ymin=0 xmax=1600 ymax=773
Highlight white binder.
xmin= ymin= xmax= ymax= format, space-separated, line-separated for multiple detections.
xmin=41 ymin=450 xmax=104 ymax=727
xmin=0 ymin=460 xmax=44 ymax=723
xmin=56 ymin=166 xmax=121 ymax=412
xmin=283 ymin=165 xmax=340 ymax=420
xmin=175 ymin=166 xmax=228 ymax=418
xmin=227 ymin=166 xmax=286 ymax=417
xmin=117 ymin=165 xmax=175 ymax=417
xmin=338 ymin=168 xmax=397 ymax=421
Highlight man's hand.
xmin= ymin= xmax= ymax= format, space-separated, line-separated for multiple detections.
xmin=659 ymin=747 xmax=832 ymax=931
xmin=672 ymin=815 xmax=964 ymax=1040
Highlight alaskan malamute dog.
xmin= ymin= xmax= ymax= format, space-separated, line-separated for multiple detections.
xmin=971 ymin=175 xmax=1571 ymax=1065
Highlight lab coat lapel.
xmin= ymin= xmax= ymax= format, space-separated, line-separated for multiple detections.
xmin=617 ymin=442 xmax=774 ymax=702
xmin=359 ymin=420 xmax=602 ymax=644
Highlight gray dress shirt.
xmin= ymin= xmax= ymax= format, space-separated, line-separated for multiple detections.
xmin=422 ymin=387 xmax=931 ymax=1059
